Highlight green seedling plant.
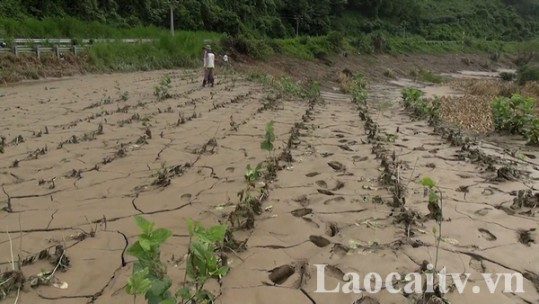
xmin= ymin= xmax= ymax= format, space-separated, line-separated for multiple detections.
xmin=125 ymin=215 xmax=174 ymax=304
xmin=125 ymin=216 xmax=228 ymax=304
xmin=419 ymin=177 xmax=443 ymax=273
xmin=401 ymin=87 xmax=442 ymax=122
xmin=154 ymin=75 xmax=172 ymax=101
xmin=230 ymin=121 xmax=277 ymax=228
xmin=260 ymin=121 xmax=279 ymax=181
xmin=279 ymin=77 xmax=305 ymax=97
xmin=307 ymin=80 xmax=321 ymax=99
xmin=261 ymin=121 xmax=276 ymax=157
xmin=351 ymin=73 xmax=368 ymax=106
xmin=401 ymin=87 xmax=422 ymax=109
xmin=178 ymin=219 xmax=228 ymax=304
xmin=244 ymin=163 xmax=263 ymax=184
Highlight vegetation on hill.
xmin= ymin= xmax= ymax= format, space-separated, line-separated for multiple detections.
xmin=1 ymin=0 xmax=538 ymax=41
xmin=0 ymin=0 xmax=538 ymax=81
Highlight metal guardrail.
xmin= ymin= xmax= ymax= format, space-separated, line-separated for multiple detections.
xmin=0 ymin=45 xmax=82 ymax=58
xmin=0 ymin=38 xmax=156 ymax=58
xmin=0 ymin=45 xmax=84 ymax=59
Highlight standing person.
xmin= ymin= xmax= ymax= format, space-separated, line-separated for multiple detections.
xmin=205 ymin=49 xmax=215 ymax=87
xmin=202 ymin=45 xmax=210 ymax=87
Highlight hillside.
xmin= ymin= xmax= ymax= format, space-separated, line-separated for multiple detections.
xmin=1 ymin=0 xmax=538 ymax=41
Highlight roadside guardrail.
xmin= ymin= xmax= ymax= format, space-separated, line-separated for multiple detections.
xmin=0 ymin=38 xmax=156 ymax=58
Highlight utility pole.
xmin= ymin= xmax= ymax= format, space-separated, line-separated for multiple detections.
xmin=294 ymin=15 xmax=301 ymax=37
xmin=170 ymin=2 xmax=174 ymax=36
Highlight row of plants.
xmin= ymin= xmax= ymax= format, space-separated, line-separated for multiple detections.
xmin=401 ymin=86 xmax=539 ymax=146
xmin=350 ymin=72 xmax=447 ymax=303
xmin=400 ymin=86 xmax=535 ymax=209
xmin=124 ymin=72 xmax=322 ymax=303
xmin=126 ymin=121 xmax=280 ymax=304
xmin=246 ymin=72 xmax=320 ymax=100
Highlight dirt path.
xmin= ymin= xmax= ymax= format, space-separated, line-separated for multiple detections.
xmin=0 ymin=67 xmax=537 ymax=304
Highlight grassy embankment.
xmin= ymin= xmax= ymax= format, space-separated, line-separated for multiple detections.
xmin=0 ymin=16 xmax=538 ymax=83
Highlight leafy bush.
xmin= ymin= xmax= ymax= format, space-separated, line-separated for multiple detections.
xmin=401 ymin=87 xmax=440 ymax=123
xmin=499 ymin=72 xmax=515 ymax=81
xmin=491 ymin=94 xmax=534 ymax=135
xmin=351 ymin=73 xmax=368 ymax=105
xmin=517 ymin=65 xmax=539 ymax=85
xmin=491 ymin=94 xmax=539 ymax=146
xmin=418 ymin=70 xmax=443 ymax=84
xmin=154 ymin=74 xmax=171 ymax=101
xmin=401 ymin=87 xmax=423 ymax=108
xmin=326 ymin=31 xmax=345 ymax=50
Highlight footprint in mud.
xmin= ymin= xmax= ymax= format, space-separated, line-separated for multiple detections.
xmin=518 ymin=228 xmax=536 ymax=246
xmin=225 ymin=167 xmax=235 ymax=173
xmin=268 ymin=264 xmax=295 ymax=285
xmin=291 ymin=208 xmax=312 ymax=217
xmin=324 ymin=265 xmax=349 ymax=281
xmin=353 ymin=156 xmax=368 ymax=162
xmin=474 ymin=207 xmax=492 ymax=216
xmin=316 ymin=180 xmax=328 ymax=188
xmin=330 ymin=243 xmax=351 ymax=259
xmin=338 ymin=139 xmax=348 ymax=143
xmin=335 ymin=134 xmax=345 ymax=138
xmin=338 ymin=145 xmax=353 ymax=151
xmin=478 ymin=228 xmax=497 ymax=241
xmin=180 ymin=193 xmax=192 ymax=201
xmin=523 ymin=153 xmax=537 ymax=159
xmin=309 ymin=235 xmax=331 ymax=247
xmin=302 ymin=217 xmax=321 ymax=229
xmin=328 ymin=161 xmax=345 ymax=171
xmin=333 ymin=180 xmax=345 ymax=191
xmin=326 ymin=222 xmax=340 ymax=237
xmin=469 ymin=257 xmax=486 ymax=273
xmin=292 ymin=195 xmax=310 ymax=206
xmin=353 ymin=296 xmax=380 ymax=304
xmin=317 ymin=189 xmax=335 ymax=196
xmin=306 ymin=172 xmax=320 ymax=177
xmin=323 ymin=196 xmax=345 ymax=205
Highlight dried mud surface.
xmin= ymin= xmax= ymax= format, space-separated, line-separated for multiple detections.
xmin=0 ymin=66 xmax=538 ymax=304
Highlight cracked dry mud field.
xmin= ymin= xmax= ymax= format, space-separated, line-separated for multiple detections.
xmin=0 ymin=67 xmax=538 ymax=304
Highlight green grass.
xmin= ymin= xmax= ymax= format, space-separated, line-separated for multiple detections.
xmin=0 ymin=17 xmax=222 ymax=73
xmin=85 ymin=32 xmax=222 ymax=72
xmin=0 ymin=15 xmax=537 ymax=80
xmin=0 ymin=16 xmax=166 ymax=39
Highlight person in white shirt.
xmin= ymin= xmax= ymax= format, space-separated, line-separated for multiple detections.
xmin=203 ymin=48 xmax=215 ymax=87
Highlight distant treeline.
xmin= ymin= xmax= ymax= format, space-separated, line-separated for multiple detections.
xmin=0 ymin=0 xmax=538 ymax=41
